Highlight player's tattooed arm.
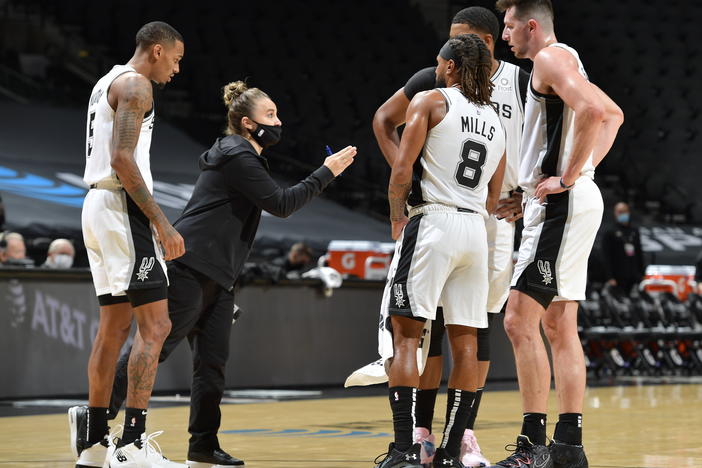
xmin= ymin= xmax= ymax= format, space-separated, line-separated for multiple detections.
xmin=388 ymin=181 xmax=412 ymax=222
xmin=110 ymin=73 xmax=185 ymax=260
xmin=110 ymin=74 xmax=166 ymax=225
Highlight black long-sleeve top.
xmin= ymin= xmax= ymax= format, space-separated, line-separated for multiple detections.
xmin=174 ymin=134 xmax=334 ymax=291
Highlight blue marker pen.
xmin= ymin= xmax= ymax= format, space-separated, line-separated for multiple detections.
xmin=325 ymin=145 xmax=333 ymax=156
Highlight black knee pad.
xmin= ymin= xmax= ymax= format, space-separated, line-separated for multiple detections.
xmin=428 ymin=307 xmax=445 ymax=357
xmin=477 ymin=313 xmax=496 ymax=361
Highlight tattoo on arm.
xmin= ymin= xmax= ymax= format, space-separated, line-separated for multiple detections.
xmin=111 ymin=76 xmax=167 ymax=226
xmin=388 ymin=181 xmax=412 ymax=222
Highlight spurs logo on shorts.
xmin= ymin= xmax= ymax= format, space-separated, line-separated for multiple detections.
xmin=393 ymin=284 xmax=406 ymax=308
xmin=136 ymin=257 xmax=155 ymax=281
xmin=537 ymin=260 xmax=553 ymax=285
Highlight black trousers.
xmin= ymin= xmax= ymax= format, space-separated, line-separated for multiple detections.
xmin=109 ymin=260 xmax=234 ymax=453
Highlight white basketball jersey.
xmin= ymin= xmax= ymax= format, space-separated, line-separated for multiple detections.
xmin=409 ymin=86 xmax=506 ymax=218
xmin=519 ymin=43 xmax=594 ymax=195
xmin=84 ymin=64 xmax=155 ymax=192
xmin=490 ymin=61 xmax=525 ymax=192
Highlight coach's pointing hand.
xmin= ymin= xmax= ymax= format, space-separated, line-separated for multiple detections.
xmin=155 ymin=221 xmax=185 ymax=260
xmin=324 ymin=146 xmax=357 ymax=176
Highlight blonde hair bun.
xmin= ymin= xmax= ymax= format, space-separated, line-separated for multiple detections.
xmin=222 ymin=81 xmax=248 ymax=107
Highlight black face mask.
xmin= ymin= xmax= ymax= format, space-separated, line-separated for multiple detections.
xmin=249 ymin=121 xmax=282 ymax=148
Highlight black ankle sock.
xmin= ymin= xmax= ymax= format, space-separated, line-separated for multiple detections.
xmin=465 ymin=386 xmax=484 ymax=430
xmin=521 ymin=413 xmax=547 ymax=446
xmin=87 ymin=407 xmax=109 ymax=444
xmin=389 ymin=387 xmax=416 ymax=452
xmin=440 ymin=389 xmax=476 ymax=458
xmin=415 ymin=388 xmax=438 ymax=433
xmin=122 ymin=407 xmax=147 ymax=445
xmin=554 ymin=413 xmax=582 ymax=445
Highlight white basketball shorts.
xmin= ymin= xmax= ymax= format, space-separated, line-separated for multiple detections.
xmin=511 ymin=176 xmax=603 ymax=307
xmin=82 ymin=188 xmax=168 ymax=300
xmin=385 ymin=205 xmax=489 ymax=328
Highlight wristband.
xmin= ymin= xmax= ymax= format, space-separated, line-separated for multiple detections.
xmin=560 ymin=177 xmax=575 ymax=190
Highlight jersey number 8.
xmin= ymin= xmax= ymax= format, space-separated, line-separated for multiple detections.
xmin=455 ymin=139 xmax=487 ymax=190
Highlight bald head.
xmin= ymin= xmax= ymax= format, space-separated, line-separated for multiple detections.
xmin=5 ymin=232 xmax=26 ymax=260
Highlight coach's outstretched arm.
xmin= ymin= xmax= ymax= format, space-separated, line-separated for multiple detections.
xmin=109 ymin=73 xmax=185 ymax=260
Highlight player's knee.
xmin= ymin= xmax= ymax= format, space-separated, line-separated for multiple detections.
xmin=541 ymin=316 xmax=560 ymax=343
xmin=139 ymin=315 xmax=172 ymax=345
xmin=503 ymin=310 xmax=531 ymax=343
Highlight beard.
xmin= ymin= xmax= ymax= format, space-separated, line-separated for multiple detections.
xmin=435 ymin=75 xmax=447 ymax=88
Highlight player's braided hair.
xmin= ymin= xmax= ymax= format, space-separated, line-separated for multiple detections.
xmin=450 ymin=34 xmax=494 ymax=106
xmin=222 ymin=81 xmax=270 ymax=136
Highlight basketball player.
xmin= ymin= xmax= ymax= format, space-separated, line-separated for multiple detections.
xmin=103 ymin=80 xmax=355 ymax=467
xmin=490 ymin=1 xmax=624 ymax=467
xmin=69 ymin=22 xmax=187 ymax=468
xmin=374 ymin=34 xmax=506 ymax=468
xmin=372 ymin=7 xmax=527 ymax=466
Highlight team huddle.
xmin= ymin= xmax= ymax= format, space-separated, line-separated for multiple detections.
xmin=366 ymin=1 xmax=623 ymax=468
xmin=70 ymin=0 xmax=622 ymax=467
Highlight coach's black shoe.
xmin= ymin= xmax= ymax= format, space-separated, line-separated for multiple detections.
xmin=374 ymin=443 xmax=423 ymax=467
xmin=549 ymin=440 xmax=588 ymax=468
xmin=489 ymin=435 xmax=552 ymax=468
xmin=432 ymin=448 xmax=466 ymax=467
xmin=187 ymin=447 xmax=245 ymax=466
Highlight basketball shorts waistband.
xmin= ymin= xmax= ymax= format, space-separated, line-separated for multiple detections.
xmin=408 ymin=203 xmax=478 ymax=218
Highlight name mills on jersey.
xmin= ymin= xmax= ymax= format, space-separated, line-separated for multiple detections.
xmin=460 ymin=115 xmax=497 ymax=141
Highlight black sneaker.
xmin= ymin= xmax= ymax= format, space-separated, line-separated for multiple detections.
xmin=549 ymin=441 xmax=588 ymax=468
xmin=374 ymin=443 xmax=423 ymax=468
xmin=68 ymin=405 xmax=89 ymax=458
xmin=489 ymin=435 xmax=552 ymax=468
xmin=432 ymin=448 xmax=466 ymax=467
xmin=187 ymin=447 xmax=245 ymax=466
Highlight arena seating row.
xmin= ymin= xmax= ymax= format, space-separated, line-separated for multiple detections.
xmin=580 ymin=287 xmax=702 ymax=378
xmin=8 ymin=0 xmax=702 ymax=220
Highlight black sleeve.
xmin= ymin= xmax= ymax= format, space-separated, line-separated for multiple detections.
xmin=227 ymin=153 xmax=335 ymax=218
xmin=403 ymin=67 xmax=436 ymax=100
xmin=517 ymin=67 xmax=530 ymax=108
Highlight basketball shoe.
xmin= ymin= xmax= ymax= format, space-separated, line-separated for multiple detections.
xmin=110 ymin=431 xmax=187 ymax=467
xmin=549 ymin=441 xmax=588 ymax=468
xmin=489 ymin=435 xmax=552 ymax=468
xmin=460 ymin=429 xmax=489 ymax=467
xmin=413 ymin=427 xmax=436 ymax=466
xmin=433 ymin=448 xmax=466 ymax=467
xmin=374 ymin=443 xmax=423 ymax=468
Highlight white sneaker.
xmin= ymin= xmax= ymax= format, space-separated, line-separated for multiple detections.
xmin=75 ymin=438 xmax=108 ymax=468
xmin=110 ymin=431 xmax=187 ymax=468
xmin=460 ymin=429 xmax=490 ymax=467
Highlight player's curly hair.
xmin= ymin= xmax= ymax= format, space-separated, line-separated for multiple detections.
xmin=449 ymin=34 xmax=494 ymax=107
xmin=222 ymin=80 xmax=270 ymax=136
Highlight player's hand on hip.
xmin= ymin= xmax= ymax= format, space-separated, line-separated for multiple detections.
xmin=535 ymin=176 xmax=566 ymax=203
xmin=324 ymin=145 xmax=357 ymax=176
xmin=495 ymin=191 xmax=524 ymax=222
xmin=155 ymin=221 xmax=185 ymax=260
xmin=391 ymin=216 xmax=409 ymax=241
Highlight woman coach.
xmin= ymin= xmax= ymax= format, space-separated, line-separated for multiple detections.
xmin=106 ymin=81 xmax=356 ymax=466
